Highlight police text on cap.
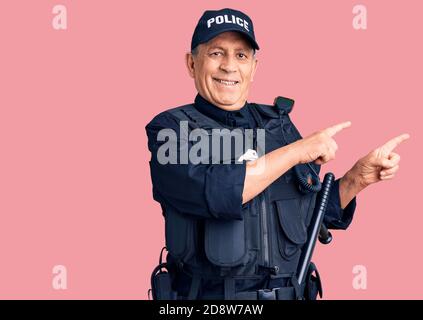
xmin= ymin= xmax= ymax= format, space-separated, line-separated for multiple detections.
xmin=207 ymin=15 xmax=250 ymax=32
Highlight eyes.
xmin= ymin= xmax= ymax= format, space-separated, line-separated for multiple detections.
xmin=209 ymin=51 xmax=249 ymax=60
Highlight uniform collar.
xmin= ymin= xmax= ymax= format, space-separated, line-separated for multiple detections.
xmin=194 ymin=93 xmax=255 ymax=128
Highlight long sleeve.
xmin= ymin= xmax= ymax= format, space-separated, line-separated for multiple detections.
xmin=323 ymin=178 xmax=357 ymax=230
xmin=146 ymin=111 xmax=246 ymax=220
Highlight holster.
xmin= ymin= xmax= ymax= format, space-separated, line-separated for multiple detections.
xmin=150 ymin=263 xmax=178 ymax=300
xmin=304 ymin=262 xmax=323 ymax=300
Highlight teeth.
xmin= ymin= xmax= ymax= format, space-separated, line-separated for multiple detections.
xmin=215 ymin=79 xmax=238 ymax=86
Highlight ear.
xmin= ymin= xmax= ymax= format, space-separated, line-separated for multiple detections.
xmin=250 ymin=57 xmax=258 ymax=82
xmin=185 ymin=52 xmax=195 ymax=78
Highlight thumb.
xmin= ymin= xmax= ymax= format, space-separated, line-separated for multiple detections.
xmin=373 ymin=156 xmax=394 ymax=168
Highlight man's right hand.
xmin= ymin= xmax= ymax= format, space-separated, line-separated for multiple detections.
xmin=292 ymin=121 xmax=352 ymax=165
xmin=243 ymin=121 xmax=351 ymax=203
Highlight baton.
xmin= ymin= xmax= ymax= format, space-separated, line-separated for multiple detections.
xmin=297 ymin=172 xmax=334 ymax=285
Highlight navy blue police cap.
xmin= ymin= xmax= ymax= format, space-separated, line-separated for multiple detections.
xmin=191 ymin=8 xmax=260 ymax=51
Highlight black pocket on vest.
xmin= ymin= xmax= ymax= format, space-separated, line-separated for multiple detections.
xmin=165 ymin=210 xmax=195 ymax=261
xmin=275 ymin=199 xmax=307 ymax=259
xmin=204 ymin=217 xmax=248 ymax=267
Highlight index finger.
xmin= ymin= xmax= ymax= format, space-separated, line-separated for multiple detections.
xmin=382 ymin=133 xmax=410 ymax=153
xmin=324 ymin=121 xmax=352 ymax=137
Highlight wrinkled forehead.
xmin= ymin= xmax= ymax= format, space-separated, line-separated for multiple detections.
xmin=202 ymin=31 xmax=254 ymax=51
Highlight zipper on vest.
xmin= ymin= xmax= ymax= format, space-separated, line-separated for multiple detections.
xmin=253 ymin=126 xmax=271 ymax=268
xmin=260 ymin=192 xmax=270 ymax=267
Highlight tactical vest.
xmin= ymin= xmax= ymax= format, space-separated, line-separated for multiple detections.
xmin=152 ymin=96 xmax=322 ymax=300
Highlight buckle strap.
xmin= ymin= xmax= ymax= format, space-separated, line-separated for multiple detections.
xmin=224 ymin=278 xmax=236 ymax=300
xmin=258 ymin=289 xmax=277 ymax=300
xmin=275 ymin=287 xmax=296 ymax=300
xmin=290 ymin=275 xmax=303 ymax=300
xmin=159 ymin=246 xmax=167 ymax=265
xmin=187 ymin=274 xmax=201 ymax=300
xmin=234 ymin=287 xmax=296 ymax=300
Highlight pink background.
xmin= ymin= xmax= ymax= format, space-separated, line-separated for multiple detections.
xmin=0 ymin=0 xmax=421 ymax=299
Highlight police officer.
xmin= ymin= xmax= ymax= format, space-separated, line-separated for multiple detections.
xmin=146 ymin=8 xmax=409 ymax=300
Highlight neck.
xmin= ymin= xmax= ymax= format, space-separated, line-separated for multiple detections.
xmin=198 ymin=93 xmax=247 ymax=111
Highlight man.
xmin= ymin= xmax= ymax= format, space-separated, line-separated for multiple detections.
xmin=146 ymin=8 xmax=409 ymax=300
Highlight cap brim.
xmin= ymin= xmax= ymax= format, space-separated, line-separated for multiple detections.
xmin=198 ymin=27 xmax=260 ymax=50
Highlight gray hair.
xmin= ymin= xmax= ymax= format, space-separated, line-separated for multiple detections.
xmin=191 ymin=46 xmax=200 ymax=56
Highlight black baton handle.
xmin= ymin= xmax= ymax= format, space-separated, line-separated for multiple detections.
xmin=319 ymin=223 xmax=333 ymax=244
xmin=297 ymin=172 xmax=335 ymax=286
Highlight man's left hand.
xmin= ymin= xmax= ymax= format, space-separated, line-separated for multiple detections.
xmin=349 ymin=133 xmax=410 ymax=188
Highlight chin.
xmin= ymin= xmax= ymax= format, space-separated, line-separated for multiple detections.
xmin=216 ymin=94 xmax=242 ymax=107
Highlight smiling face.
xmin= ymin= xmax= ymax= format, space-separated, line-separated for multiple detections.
xmin=186 ymin=31 xmax=258 ymax=111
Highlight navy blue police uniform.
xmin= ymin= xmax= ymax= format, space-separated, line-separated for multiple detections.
xmin=146 ymin=8 xmax=357 ymax=300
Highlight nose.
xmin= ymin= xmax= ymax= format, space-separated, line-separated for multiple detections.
xmin=219 ymin=55 xmax=237 ymax=73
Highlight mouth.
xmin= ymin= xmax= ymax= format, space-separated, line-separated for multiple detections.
xmin=213 ymin=77 xmax=240 ymax=87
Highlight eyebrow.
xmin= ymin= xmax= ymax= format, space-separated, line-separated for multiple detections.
xmin=207 ymin=46 xmax=251 ymax=52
